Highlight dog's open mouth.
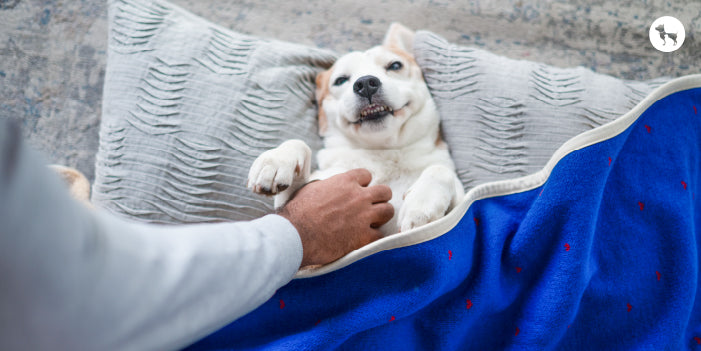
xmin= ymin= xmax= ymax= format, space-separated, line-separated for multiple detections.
xmin=354 ymin=104 xmax=394 ymax=124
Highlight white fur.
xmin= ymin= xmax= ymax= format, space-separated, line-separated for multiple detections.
xmin=247 ymin=23 xmax=464 ymax=235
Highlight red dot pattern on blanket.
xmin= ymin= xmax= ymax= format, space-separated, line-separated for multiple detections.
xmin=449 ymin=250 xmax=453 ymax=260
xmin=515 ymin=267 xmax=522 ymax=273
xmin=608 ymin=157 xmax=612 ymax=166
xmin=694 ymin=105 xmax=698 ymax=114
xmin=279 ymin=299 xmax=285 ymax=309
xmin=466 ymin=299 xmax=473 ymax=309
xmin=619 ymin=101 xmax=699 ymax=346
xmin=473 ymin=217 xmax=480 ymax=226
xmin=515 ymin=327 xmax=520 ymax=336
xmin=389 ymin=316 xmax=395 ymax=322
xmin=564 ymin=243 xmax=570 ymax=252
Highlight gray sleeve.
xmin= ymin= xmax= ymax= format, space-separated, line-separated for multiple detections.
xmin=0 ymin=120 xmax=303 ymax=351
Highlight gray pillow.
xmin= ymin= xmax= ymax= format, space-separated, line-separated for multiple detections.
xmin=92 ymin=0 xmax=336 ymax=223
xmin=413 ymin=31 xmax=667 ymax=190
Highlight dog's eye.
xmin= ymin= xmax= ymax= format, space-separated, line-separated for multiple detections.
xmin=333 ymin=76 xmax=349 ymax=86
xmin=387 ymin=61 xmax=403 ymax=71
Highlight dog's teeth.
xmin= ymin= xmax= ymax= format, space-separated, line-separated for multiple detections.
xmin=359 ymin=105 xmax=393 ymax=119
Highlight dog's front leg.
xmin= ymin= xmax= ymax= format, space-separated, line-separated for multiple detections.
xmin=398 ymin=165 xmax=464 ymax=232
xmin=247 ymin=139 xmax=312 ymax=209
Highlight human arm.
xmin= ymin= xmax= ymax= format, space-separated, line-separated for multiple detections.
xmin=0 ymin=120 xmax=303 ymax=350
xmin=0 ymin=119 xmax=392 ymax=350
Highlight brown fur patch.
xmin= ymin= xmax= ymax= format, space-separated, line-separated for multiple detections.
xmin=435 ymin=131 xmax=448 ymax=150
xmin=315 ymin=69 xmax=332 ymax=136
xmin=387 ymin=46 xmax=418 ymax=66
xmin=49 ymin=165 xmax=92 ymax=207
xmin=386 ymin=45 xmax=423 ymax=80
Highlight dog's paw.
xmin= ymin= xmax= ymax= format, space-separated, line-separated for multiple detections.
xmin=247 ymin=140 xmax=311 ymax=196
xmin=398 ymin=189 xmax=450 ymax=232
xmin=397 ymin=165 xmax=460 ymax=232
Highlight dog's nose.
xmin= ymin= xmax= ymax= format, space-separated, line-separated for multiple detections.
xmin=353 ymin=75 xmax=381 ymax=100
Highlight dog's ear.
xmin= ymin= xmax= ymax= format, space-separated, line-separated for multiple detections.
xmin=383 ymin=22 xmax=415 ymax=53
xmin=315 ymin=69 xmax=332 ymax=136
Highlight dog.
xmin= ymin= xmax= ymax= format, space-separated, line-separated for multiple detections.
xmin=655 ymin=23 xmax=678 ymax=46
xmin=247 ymin=23 xmax=464 ymax=235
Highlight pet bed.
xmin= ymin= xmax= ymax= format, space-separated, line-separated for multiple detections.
xmin=94 ymin=1 xmax=701 ymax=349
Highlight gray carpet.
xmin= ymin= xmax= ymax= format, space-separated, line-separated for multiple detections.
xmin=1 ymin=0 xmax=699 ymax=182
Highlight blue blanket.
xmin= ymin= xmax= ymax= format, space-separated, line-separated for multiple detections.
xmin=187 ymin=78 xmax=701 ymax=350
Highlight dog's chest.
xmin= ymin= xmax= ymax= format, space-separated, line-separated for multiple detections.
xmin=315 ymin=148 xmax=425 ymax=186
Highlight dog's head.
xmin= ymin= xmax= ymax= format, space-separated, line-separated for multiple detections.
xmin=655 ymin=24 xmax=665 ymax=33
xmin=315 ymin=23 xmax=438 ymax=149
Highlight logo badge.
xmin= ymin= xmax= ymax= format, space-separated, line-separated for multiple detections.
xmin=649 ymin=16 xmax=685 ymax=52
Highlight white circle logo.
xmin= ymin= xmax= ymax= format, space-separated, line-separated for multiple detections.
xmin=649 ymin=16 xmax=685 ymax=52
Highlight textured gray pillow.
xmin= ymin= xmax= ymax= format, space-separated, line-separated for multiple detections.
xmin=92 ymin=0 xmax=336 ymax=223
xmin=413 ymin=31 xmax=667 ymax=190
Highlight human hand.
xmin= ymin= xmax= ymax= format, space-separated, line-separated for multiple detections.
xmin=277 ymin=169 xmax=394 ymax=267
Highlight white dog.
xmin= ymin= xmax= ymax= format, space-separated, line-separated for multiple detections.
xmin=248 ymin=23 xmax=463 ymax=235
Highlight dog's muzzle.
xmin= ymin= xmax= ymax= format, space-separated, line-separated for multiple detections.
xmin=351 ymin=75 xmax=395 ymax=124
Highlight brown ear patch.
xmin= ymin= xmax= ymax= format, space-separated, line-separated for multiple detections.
xmin=315 ymin=69 xmax=332 ymax=136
